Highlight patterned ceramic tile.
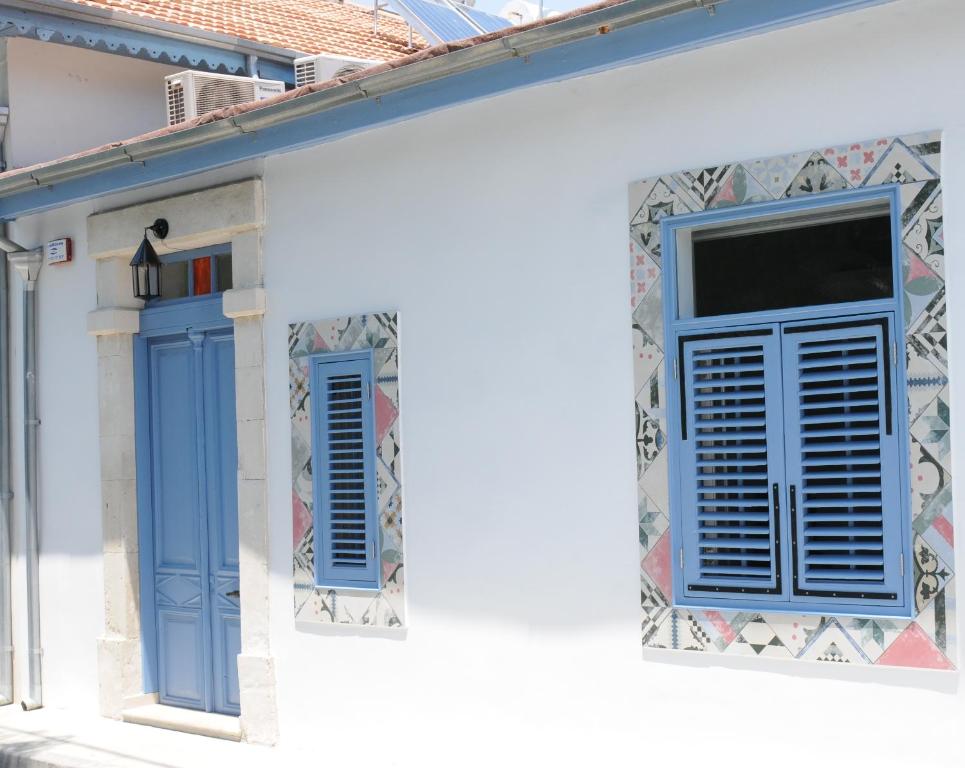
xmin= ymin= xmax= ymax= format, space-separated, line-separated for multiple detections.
xmin=706 ymin=164 xmax=771 ymax=208
xmin=672 ymin=166 xmax=732 ymax=208
xmin=290 ymin=313 xmax=406 ymax=628
xmin=904 ymin=189 xmax=944 ymax=278
xmin=630 ymin=132 xmax=955 ymax=670
xmin=744 ymin=151 xmax=811 ymax=199
xmin=639 ymin=496 xmax=669 ymax=555
xmin=909 ymin=437 xmax=949 ymax=522
xmin=903 ymin=246 xmax=943 ymax=330
xmin=729 ymin=616 xmax=792 ymax=658
xmin=911 ymin=386 xmax=951 ymax=473
xmin=799 ymin=619 xmax=872 ymax=664
xmin=913 ymin=534 xmax=953 ymax=614
xmin=865 ymin=137 xmax=939 ymax=187
xmin=629 ymin=179 xmax=696 ymax=271
xmin=783 ymin=152 xmax=850 ymax=197
xmin=906 ymin=340 xmax=947 ymax=424
xmin=822 ymin=137 xmax=892 ymax=186
xmin=769 ymin=614 xmax=825 ymax=658
xmin=844 ymin=616 xmax=905 ymax=662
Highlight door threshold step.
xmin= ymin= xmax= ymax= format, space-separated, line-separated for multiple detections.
xmin=121 ymin=704 xmax=241 ymax=742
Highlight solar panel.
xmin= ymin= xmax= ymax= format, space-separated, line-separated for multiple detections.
xmin=389 ymin=0 xmax=480 ymax=44
xmin=449 ymin=2 xmax=514 ymax=34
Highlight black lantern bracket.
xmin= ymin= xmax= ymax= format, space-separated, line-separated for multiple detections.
xmin=130 ymin=218 xmax=169 ymax=300
xmin=147 ymin=218 xmax=169 ymax=240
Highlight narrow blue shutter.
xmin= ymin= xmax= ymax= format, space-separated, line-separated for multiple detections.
xmin=677 ymin=326 xmax=786 ymax=599
xmin=310 ymin=354 xmax=380 ymax=589
xmin=781 ymin=315 xmax=903 ymax=605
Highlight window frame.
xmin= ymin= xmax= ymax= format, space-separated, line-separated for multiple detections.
xmin=308 ymin=349 xmax=382 ymax=591
xmin=147 ymin=243 xmax=233 ymax=307
xmin=661 ymin=185 xmax=914 ymax=618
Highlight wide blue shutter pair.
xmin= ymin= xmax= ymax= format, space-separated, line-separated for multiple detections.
xmin=676 ymin=313 xmax=907 ymax=613
xmin=310 ymin=352 xmax=381 ymax=590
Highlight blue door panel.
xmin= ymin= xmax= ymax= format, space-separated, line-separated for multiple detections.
xmin=151 ymin=341 xmax=202 ymax=569
xmin=141 ymin=317 xmax=240 ymax=715
xmin=203 ymin=330 xmax=241 ymax=716
xmin=217 ymin=613 xmax=242 ymax=712
xmin=157 ymin=610 xmax=205 ymax=708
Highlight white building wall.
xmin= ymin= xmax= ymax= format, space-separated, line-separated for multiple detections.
xmin=5 ymin=0 xmax=965 ymax=763
xmin=4 ymin=38 xmax=178 ymax=169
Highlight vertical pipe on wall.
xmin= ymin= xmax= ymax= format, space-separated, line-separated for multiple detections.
xmin=7 ymin=248 xmax=41 ymax=710
xmin=0 ymin=230 xmax=13 ymax=707
xmin=0 ymin=37 xmax=13 ymax=709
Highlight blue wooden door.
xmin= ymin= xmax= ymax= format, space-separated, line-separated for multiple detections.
xmin=144 ymin=326 xmax=240 ymax=714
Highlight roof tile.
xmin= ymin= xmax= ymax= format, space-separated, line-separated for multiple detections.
xmin=64 ymin=0 xmax=426 ymax=60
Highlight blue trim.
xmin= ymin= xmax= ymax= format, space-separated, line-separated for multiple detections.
xmin=0 ymin=4 xmax=294 ymax=83
xmin=309 ymin=350 xmax=381 ymax=591
xmin=139 ymin=294 xmax=229 ymax=337
xmin=158 ymin=243 xmax=232 ymax=265
xmin=0 ymin=0 xmax=894 ymax=220
xmin=661 ymin=186 xmax=913 ymax=618
xmin=134 ymin=299 xmax=234 ymax=701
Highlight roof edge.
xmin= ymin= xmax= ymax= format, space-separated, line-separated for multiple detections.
xmin=0 ymin=0 xmax=705 ymax=191
xmin=6 ymin=0 xmax=308 ymax=60
xmin=0 ymin=0 xmax=901 ymax=217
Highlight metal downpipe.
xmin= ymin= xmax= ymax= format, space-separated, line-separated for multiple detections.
xmin=0 ymin=230 xmax=12 ymax=708
xmin=7 ymin=247 xmax=41 ymax=710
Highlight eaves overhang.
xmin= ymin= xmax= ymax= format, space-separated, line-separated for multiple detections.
xmin=0 ymin=0 xmax=897 ymax=221
xmin=0 ymin=0 xmax=301 ymax=83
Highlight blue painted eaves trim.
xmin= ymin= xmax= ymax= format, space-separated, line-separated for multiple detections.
xmin=0 ymin=4 xmax=295 ymax=83
xmin=0 ymin=0 xmax=896 ymax=219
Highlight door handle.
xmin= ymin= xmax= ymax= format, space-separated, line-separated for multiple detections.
xmin=226 ymin=590 xmax=240 ymax=599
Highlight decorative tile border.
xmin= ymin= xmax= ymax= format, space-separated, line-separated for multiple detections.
xmin=290 ymin=313 xmax=405 ymax=627
xmin=630 ymin=132 xmax=955 ymax=669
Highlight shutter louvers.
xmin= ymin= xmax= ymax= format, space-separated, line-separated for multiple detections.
xmin=782 ymin=316 xmax=903 ymax=603
xmin=311 ymin=356 xmax=380 ymax=589
xmin=679 ymin=328 xmax=785 ymax=598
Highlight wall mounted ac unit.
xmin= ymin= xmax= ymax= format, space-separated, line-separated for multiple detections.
xmin=165 ymin=71 xmax=286 ymax=126
xmin=294 ymin=54 xmax=377 ymax=88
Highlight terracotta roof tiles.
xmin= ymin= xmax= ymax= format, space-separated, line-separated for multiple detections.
xmin=65 ymin=0 xmax=426 ymax=60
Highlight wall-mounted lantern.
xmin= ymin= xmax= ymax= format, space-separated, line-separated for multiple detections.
xmin=130 ymin=218 xmax=169 ymax=300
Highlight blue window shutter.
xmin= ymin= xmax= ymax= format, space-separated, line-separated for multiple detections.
xmin=677 ymin=326 xmax=787 ymax=599
xmin=780 ymin=315 xmax=903 ymax=604
xmin=310 ymin=354 xmax=380 ymax=589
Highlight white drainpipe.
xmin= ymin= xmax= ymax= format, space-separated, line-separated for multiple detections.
xmin=0 ymin=103 xmax=13 ymax=707
xmin=6 ymin=240 xmax=42 ymax=710
xmin=0 ymin=228 xmax=12 ymax=707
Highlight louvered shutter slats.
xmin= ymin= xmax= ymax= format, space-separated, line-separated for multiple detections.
xmin=782 ymin=317 xmax=902 ymax=602
xmin=311 ymin=356 xmax=380 ymax=589
xmin=679 ymin=330 xmax=784 ymax=597
xmin=674 ymin=312 xmax=907 ymax=611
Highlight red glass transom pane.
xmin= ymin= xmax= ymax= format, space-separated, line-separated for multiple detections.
xmin=192 ymin=257 xmax=212 ymax=296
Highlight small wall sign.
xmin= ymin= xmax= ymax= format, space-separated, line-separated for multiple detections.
xmin=44 ymin=238 xmax=72 ymax=265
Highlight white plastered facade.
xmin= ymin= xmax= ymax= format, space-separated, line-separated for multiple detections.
xmin=3 ymin=1 xmax=965 ymax=764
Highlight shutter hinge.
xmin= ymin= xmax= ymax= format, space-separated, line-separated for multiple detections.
xmin=893 ymin=341 xmax=898 ymax=366
xmin=366 ymin=382 xmax=372 ymax=400
xmin=678 ymin=547 xmax=684 ymax=570
xmin=900 ymin=552 xmax=905 ymax=577
xmin=673 ymin=357 xmax=679 ymax=380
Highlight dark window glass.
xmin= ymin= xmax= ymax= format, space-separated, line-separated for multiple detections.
xmin=216 ymin=253 xmax=233 ymax=293
xmin=692 ymin=214 xmax=893 ymax=317
xmin=162 ymin=260 xmax=189 ymax=299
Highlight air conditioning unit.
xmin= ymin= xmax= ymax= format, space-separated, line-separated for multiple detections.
xmin=294 ymin=54 xmax=378 ymax=88
xmin=165 ymin=71 xmax=286 ymax=126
